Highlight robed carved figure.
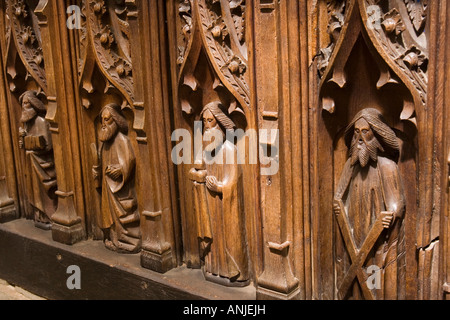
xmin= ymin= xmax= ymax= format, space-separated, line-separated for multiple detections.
xmin=92 ymin=104 xmax=141 ymax=253
xmin=18 ymin=91 xmax=57 ymax=230
xmin=188 ymin=101 xmax=249 ymax=287
xmin=333 ymin=108 xmax=406 ymax=300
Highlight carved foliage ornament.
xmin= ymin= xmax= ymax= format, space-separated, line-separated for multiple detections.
xmin=6 ymin=0 xmax=47 ymax=92
xmin=363 ymin=0 xmax=428 ymax=115
xmin=317 ymin=0 xmax=347 ymax=77
xmin=79 ymin=0 xmax=134 ymax=107
xmin=178 ymin=0 xmax=249 ymax=117
xmin=404 ymin=0 xmax=427 ymax=33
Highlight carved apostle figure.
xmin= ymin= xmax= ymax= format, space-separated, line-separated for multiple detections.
xmin=188 ymin=101 xmax=249 ymax=287
xmin=92 ymin=103 xmax=141 ymax=253
xmin=333 ymin=108 xmax=406 ymax=300
xmin=18 ymin=90 xmax=57 ymax=230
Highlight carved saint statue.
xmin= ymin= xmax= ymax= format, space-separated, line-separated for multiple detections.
xmin=188 ymin=101 xmax=249 ymax=287
xmin=18 ymin=91 xmax=57 ymax=230
xmin=92 ymin=103 xmax=141 ymax=253
xmin=333 ymin=108 xmax=406 ymax=300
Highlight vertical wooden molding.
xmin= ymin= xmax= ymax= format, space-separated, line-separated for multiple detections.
xmin=254 ymin=0 xmax=300 ymax=300
xmin=168 ymin=0 xmax=261 ymax=286
xmin=35 ymin=0 xmax=85 ymax=244
xmin=0 ymin=50 xmax=18 ymax=223
xmin=133 ymin=0 xmax=178 ymax=273
xmin=432 ymin=0 xmax=450 ymax=301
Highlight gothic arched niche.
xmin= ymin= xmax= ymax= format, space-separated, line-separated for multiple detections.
xmin=76 ymin=0 xmax=143 ymax=252
xmin=316 ymin=0 xmax=423 ymax=300
xmin=174 ymin=0 xmax=259 ymax=287
xmin=180 ymin=47 xmax=247 ymax=132
xmin=3 ymin=0 xmax=59 ymax=227
xmin=79 ymin=61 xmax=139 ymax=243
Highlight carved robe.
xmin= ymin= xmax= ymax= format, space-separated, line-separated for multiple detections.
xmin=99 ymin=131 xmax=141 ymax=253
xmin=335 ymin=156 xmax=405 ymax=300
xmin=191 ymin=140 xmax=249 ymax=286
xmin=23 ymin=115 xmax=57 ymax=224
xmin=336 ymin=156 xmax=405 ymax=299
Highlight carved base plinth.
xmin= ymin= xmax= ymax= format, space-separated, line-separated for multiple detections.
xmin=51 ymin=222 xmax=85 ymax=245
xmin=0 ymin=201 xmax=16 ymax=223
xmin=256 ymin=285 xmax=301 ymax=300
xmin=140 ymin=248 xmax=174 ymax=274
xmin=0 ymin=219 xmax=256 ymax=300
xmin=256 ymin=250 xmax=301 ymax=300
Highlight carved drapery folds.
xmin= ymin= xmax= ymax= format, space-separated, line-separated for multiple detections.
xmin=1 ymin=1 xmax=57 ymax=228
xmin=19 ymin=90 xmax=57 ymax=230
xmin=333 ymin=108 xmax=406 ymax=300
xmin=77 ymin=0 xmax=178 ymax=271
xmin=173 ymin=0 xmax=254 ymax=285
xmin=93 ymin=103 xmax=141 ymax=253
xmin=314 ymin=0 xmax=442 ymax=300
xmin=0 ymin=0 xmax=447 ymax=301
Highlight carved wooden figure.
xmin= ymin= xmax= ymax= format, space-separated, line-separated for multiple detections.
xmin=93 ymin=103 xmax=141 ymax=253
xmin=168 ymin=0 xmax=261 ymax=286
xmin=188 ymin=101 xmax=249 ymax=287
xmin=18 ymin=90 xmax=57 ymax=230
xmin=0 ymin=0 xmax=447 ymax=302
xmin=333 ymin=108 xmax=405 ymax=300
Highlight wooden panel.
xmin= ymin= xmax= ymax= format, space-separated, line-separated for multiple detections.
xmin=0 ymin=0 xmax=446 ymax=301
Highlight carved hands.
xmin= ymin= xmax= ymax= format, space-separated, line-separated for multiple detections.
xmin=333 ymin=198 xmax=344 ymax=216
xmin=92 ymin=165 xmax=101 ymax=181
xmin=18 ymin=127 xmax=26 ymax=149
xmin=334 ymin=198 xmax=395 ymax=229
xmin=188 ymin=168 xmax=223 ymax=193
xmin=189 ymin=168 xmax=207 ymax=183
xmin=206 ymin=176 xmax=223 ymax=194
xmin=93 ymin=164 xmax=123 ymax=182
xmin=105 ymin=164 xmax=123 ymax=181
xmin=381 ymin=211 xmax=395 ymax=229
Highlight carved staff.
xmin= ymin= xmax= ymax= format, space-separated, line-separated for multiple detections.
xmin=334 ymin=199 xmax=387 ymax=300
xmin=90 ymin=142 xmax=101 ymax=189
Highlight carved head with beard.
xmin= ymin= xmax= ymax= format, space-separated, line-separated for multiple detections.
xmin=19 ymin=91 xmax=46 ymax=123
xmin=98 ymin=104 xmax=129 ymax=143
xmin=345 ymin=108 xmax=400 ymax=167
xmin=200 ymin=101 xmax=236 ymax=153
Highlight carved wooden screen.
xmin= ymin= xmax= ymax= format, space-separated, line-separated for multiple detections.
xmin=311 ymin=0 xmax=448 ymax=299
xmin=0 ymin=0 xmax=447 ymax=300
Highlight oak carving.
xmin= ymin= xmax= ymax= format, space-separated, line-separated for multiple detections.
xmin=18 ymin=90 xmax=56 ymax=230
xmin=0 ymin=0 xmax=446 ymax=302
xmin=92 ymin=103 xmax=141 ymax=253
xmin=188 ymin=101 xmax=249 ymax=287
xmin=333 ymin=108 xmax=405 ymax=300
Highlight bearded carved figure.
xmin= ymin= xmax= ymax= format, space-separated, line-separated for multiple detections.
xmin=92 ymin=104 xmax=141 ymax=253
xmin=18 ymin=91 xmax=57 ymax=230
xmin=333 ymin=108 xmax=406 ymax=300
xmin=188 ymin=101 xmax=249 ymax=287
